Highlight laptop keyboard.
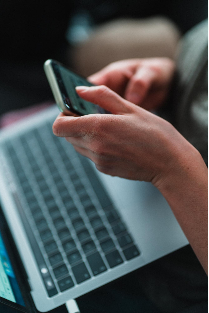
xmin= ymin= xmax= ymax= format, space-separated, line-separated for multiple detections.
xmin=4 ymin=121 xmax=140 ymax=297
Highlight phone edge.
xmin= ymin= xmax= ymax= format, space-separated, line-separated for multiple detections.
xmin=44 ymin=59 xmax=68 ymax=114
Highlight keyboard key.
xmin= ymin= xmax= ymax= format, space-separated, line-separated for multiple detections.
xmin=123 ymin=245 xmax=140 ymax=260
xmin=58 ymin=228 xmax=71 ymax=240
xmin=105 ymin=210 xmax=120 ymax=224
xmin=44 ymin=241 xmax=58 ymax=255
xmin=95 ymin=227 xmax=109 ymax=241
xmin=34 ymin=170 xmax=44 ymax=181
xmin=51 ymin=171 xmax=62 ymax=182
xmin=77 ymin=229 xmax=91 ymax=242
xmin=25 ymin=192 xmax=36 ymax=203
xmin=105 ymin=250 xmax=123 ymax=268
xmin=72 ymin=263 xmax=91 ymax=284
xmin=63 ymin=159 xmax=73 ymax=170
xmin=43 ymin=277 xmax=58 ymax=297
xmin=62 ymin=239 xmax=76 ymax=253
xmin=44 ymin=195 xmax=55 ymax=205
xmin=87 ymin=252 xmax=107 ymax=276
xmin=46 ymin=199 xmax=57 ymax=209
xmin=56 ymin=181 xmax=66 ymax=192
xmin=64 ymin=199 xmax=75 ymax=210
xmin=80 ymin=193 xmax=91 ymax=204
xmin=29 ymin=201 xmax=40 ymax=213
xmin=21 ymin=182 xmax=33 ymax=194
xmin=58 ymin=276 xmax=74 ymax=292
xmin=118 ymin=234 xmax=133 ymax=248
xmin=42 ymin=189 xmax=53 ymax=200
xmin=49 ymin=253 xmax=63 ymax=267
xmin=77 ymin=188 xmax=87 ymax=198
xmin=100 ymin=238 xmax=115 ymax=253
xmin=79 ymin=158 xmax=112 ymax=208
xmin=73 ymin=178 xmax=81 ymax=186
xmin=37 ymin=180 xmax=48 ymax=190
xmin=85 ymin=205 xmax=97 ymax=217
xmin=70 ymin=172 xmax=79 ymax=182
xmin=53 ymin=264 xmax=68 ymax=279
xmin=49 ymin=208 xmax=61 ymax=220
xmin=40 ymin=228 xmax=53 ymax=242
xmin=60 ymin=188 xmax=70 ymax=198
xmin=67 ymin=208 xmax=80 ymax=220
xmin=82 ymin=240 xmax=96 ymax=254
xmin=90 ymin=216 xmax=103 ymax=229
xmin=36 ymin=218 xmax=47 ymax=230
xmin=38 ymin=180 xmax=49 ymax=190
xmin=112 ymin=222 xmax=126 ymax=235
xmin=72 ymin=218 xmax=85 ymax=230
xmin=67 ymin=250 xmax=82 ymax=265
xmin=54 ymin=217 xmax=66 ymax=230
xmin=75 ymin=182 xmax=85 ymax=193
xmin=33 ymin=209 xmax=44 ymax=221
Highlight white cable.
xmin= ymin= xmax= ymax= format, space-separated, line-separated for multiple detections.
xmin=66 ymin=299 xmax=80 ymax=313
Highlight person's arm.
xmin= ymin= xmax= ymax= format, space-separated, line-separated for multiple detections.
xmin=154 ymin=143 xmax=208 ymax=274
xmin=69 ymin=17 xmax=180 ymax=77
xmin=53 ymin=85 xmax=208 ymax=273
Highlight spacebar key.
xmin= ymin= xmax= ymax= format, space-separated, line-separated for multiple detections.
xmin=72 ymin=262 xmax=91 ymax=284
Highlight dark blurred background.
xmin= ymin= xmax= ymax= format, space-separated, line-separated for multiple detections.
xmin=0 ymin=0 xmax=207 ymax=116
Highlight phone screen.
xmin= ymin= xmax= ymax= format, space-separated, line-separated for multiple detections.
xmin=52 ymin=61 xmax=106 ymax=115
xmin=0 ymin=231 xmax=25 ymax=308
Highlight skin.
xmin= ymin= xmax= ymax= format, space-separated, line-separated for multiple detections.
xmin=53 ymin=58 xmax=208 ymax=273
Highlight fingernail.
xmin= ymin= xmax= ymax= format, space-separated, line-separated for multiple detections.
xmin=75 ymin=86 xmax=90 ymax=92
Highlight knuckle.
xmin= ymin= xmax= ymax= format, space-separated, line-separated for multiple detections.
xmin=85 ymin=116 xmax=104 ymax=138
xmin=90 ymin=141 xmax=105 ymax=156
xmin=132 ymin=76 xmax=149 ymax=90
xmin=96 ymin=164 xmax=111 ymax=175
xmin=52 ymin=120 xmax=62 ymax=136
xmin=96 ymin=157 xmax=109 ymax=167
xmin=106 ymin=62 xmax=118 ymax=71
xmin=97 ymin=85 xmax=110 ymax=97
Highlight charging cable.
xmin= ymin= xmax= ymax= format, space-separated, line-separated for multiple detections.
xmin=66 ymin=299 xmax=80 ymax=313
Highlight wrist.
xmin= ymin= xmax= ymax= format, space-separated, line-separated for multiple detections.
xmin=152 ymin=140 xmax=208 ymax=272
xmin=153 ymin=139 xmax=207 ymax=200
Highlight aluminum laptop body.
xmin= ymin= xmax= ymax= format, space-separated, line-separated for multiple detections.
xmin=0 ymin=106 xmax=188 ymax=312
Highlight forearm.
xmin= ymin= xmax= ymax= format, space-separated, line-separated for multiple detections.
xmin=154 ymin=145 xmax=208 ymax=273
xmin=70 ymin=17 xmax=180 ymax=77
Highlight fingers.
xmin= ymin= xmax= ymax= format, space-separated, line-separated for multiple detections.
xmin=89 ymin=58 xmax=175 ymax=108
xmin=53 ymin=108 xmax=124 ymax=140
xmin=88 ymin=69 xmax=110 ymax=86
xmin=52 ymin=113 xmax=82 ymax=137
xmin=125 ymin=66 xmax=157 ymax=105
xmin=88 ymin=67 xmax=133 ymax=95
xmin=76 ymin=85 xmax=134 ymax=114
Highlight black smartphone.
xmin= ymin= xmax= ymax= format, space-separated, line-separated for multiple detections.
xmin=44 ymin=59 xmax=107 ymax=116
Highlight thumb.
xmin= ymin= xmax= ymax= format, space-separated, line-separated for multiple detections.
xmin=76 ymin=85 xmax=134 ymax=114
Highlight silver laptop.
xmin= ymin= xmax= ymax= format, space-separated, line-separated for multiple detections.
xmin=0 ymin=105 xmax=188 ymax=312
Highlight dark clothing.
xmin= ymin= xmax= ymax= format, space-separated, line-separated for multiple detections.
xmin=174 ymin=20 xmax=208 ymax=166
xmin=76 ymin=247 xmax=207 ymax=313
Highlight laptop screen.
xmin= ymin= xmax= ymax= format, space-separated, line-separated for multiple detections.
xmin=0 ymin=231 xmax=25 ymax=307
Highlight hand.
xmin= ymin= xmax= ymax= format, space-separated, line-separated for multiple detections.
xmin=88 ymin=58 xmax=175 ymax=111
xmin=53 ymin=85 xmax=191 ymax=186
